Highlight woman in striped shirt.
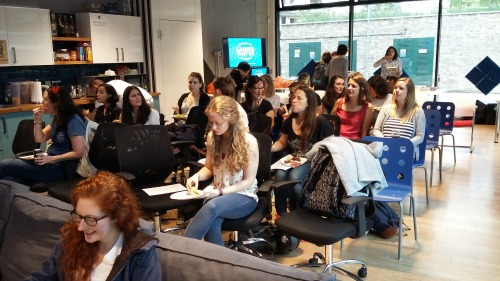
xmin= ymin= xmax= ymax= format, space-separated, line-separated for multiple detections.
xmin=371 ymin=78 xmax=426 ymax=161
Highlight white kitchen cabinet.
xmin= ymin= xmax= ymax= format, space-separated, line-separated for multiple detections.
xmin=76 ymin=13 xmax=144 ymax=63
xmin=0 ymin=6 xmax=52 ymax=67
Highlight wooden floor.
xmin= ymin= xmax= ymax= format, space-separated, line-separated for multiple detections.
xmin=164 ymin=124 xmax=500 ymax=281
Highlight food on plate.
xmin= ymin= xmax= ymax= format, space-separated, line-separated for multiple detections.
xmin=283 ymin=155 xmax=302 ymax=167
xmin=174 ymin=114 xmax=187 ymax=119
xmin=187 ymin=185 xmax=200 ymax=196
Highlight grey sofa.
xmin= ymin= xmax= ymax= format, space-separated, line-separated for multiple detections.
xmin=0 ymin=180 xmax=334 ymax=281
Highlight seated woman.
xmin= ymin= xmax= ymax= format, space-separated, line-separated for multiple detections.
xmin=331 ymin=72 xmax=373 ymax=140
xmin=321 ymin=75 xmax=345 ymax=114
xmin=241 ymin=75 xmax=275 ymax=132
xmin=120 ymin=86 xmax=160 ymax=125
xmin=88 ymin=84 xmax=121 ymax=123
xmin=26 ymin=171 xmax=161 ymax=280
xmin=0 ymin=86 xmax=85 ymax=184
xmin=184 ymin=95 xmax=259 ymax=246
xmin=371 ymin=77 xmax=426 ymax=161
xmin=367 ymin=75 xmax=392 ymax=124
xmin=271 ymin=86 xmax=334 ymax=217
xmin=261 ymin=74 xmax=281 ymax=112
xmin=173 ymin=72 xmax=210 ymax=116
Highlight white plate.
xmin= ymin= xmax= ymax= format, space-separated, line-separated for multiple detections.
xmin=171 ymin=115 xmax=187 ymax=120
xmin=280 ymin=155 xmax=307 ymax=168
xmin=18 ymin=155 xmax=34 ymax=160
xmin=170 ymin=190 xmax=205 ymax=200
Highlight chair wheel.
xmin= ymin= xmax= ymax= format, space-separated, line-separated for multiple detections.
xmin=358 ymin=266 xmax=367 ymax=278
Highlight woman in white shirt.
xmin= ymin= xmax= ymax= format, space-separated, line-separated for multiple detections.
xmin=120 ymin=86 xmax=160 ymax=125
xmin=373 ymin=46 xmax=403 ymax=79
xmin=184 ymin=96 xmax=259 ymax=246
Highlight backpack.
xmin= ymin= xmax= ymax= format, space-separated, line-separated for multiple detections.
xmin=301 ymin=148 xmax=356 ymax=219
xmin=312 ymin=61 xmax=328 ymax=90
xmin=370 ymin=201 xmax=400 ymax=239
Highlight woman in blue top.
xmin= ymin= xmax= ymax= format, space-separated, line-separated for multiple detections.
xmin=0 ymin=86 xmax=85 ymax=184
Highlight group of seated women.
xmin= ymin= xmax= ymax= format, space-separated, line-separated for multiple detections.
xmin=0 ymin=69 xmax=426 ymax=263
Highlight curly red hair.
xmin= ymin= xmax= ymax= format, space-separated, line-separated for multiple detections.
xmin=60 ymin=171 xmax=142 ymax=280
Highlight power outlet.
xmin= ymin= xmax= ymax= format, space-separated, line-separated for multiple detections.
xmin=213 ymin=50 xmax=223 ymax=56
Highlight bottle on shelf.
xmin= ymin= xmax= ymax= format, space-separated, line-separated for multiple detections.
xmin=57 ymin=13 xmax=66 ymax=37
xmin=62 ymin=15 xmax=69 ymax=37
xmin=50 ymin=12 xmax=57 ymax=36
xmin=68 ymin=15 xmax=76 ymax=37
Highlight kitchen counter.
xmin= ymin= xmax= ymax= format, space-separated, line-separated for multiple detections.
xmin=0 ymin=92 xmax=161 ymax=114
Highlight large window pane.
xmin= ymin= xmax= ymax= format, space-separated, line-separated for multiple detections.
xmin=279 ymin=0 xmax=348 ymax=8
xmin=278 ymin=6 xmax=350 ymax=78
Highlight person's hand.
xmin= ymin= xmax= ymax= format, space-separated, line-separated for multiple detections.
xmin=172 ymin=105 xmax=179 ymax=115
xmin=186 ymin=174 xmax=199 ymax=195
xmin=384 ymin=55 xmax=391 ymax=60
xmin=203 ymin=185 xmax=219 ymax=199
xmin=33 ymin=107 xmax=44 ymax=123
xmin=34 ymin=153 xmax=52 ymax=165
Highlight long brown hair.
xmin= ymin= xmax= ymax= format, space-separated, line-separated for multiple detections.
xmin=390 ymin=77 xmax=419 ymax=123
xmin=345 ymin=72 xmax=371 ymax=104
xmin=121 ymin=86 xmax=151 ymax=125
xmin=289 ymin=85 xmax=318 ymax=152
xmin=324 ymin=75 xmax=344 ymax=108
xmin=206 ymin=96 xmax=249 ymax=174
xmin=60 ymin=171 xmax=142 ymax=280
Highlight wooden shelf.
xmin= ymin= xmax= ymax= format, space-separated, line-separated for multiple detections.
xmin=54 ymin=61 xmax=92 ymax=65
xmin=52 ymin=37 xmax=91 ymax=42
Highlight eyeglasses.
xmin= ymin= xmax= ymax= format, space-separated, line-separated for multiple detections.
xmin=70 ymin=211 xmax=108 ymax=226
xmin=252 ymin=87 xmax=264 ymax=91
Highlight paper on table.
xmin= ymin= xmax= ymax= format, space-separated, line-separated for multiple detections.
xmin=143 ymin=183 xmax=186 ymax=196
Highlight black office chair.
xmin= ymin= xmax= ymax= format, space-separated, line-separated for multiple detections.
xmin=276 ymin=194 xmax=374 ymax=280
xmin=251 ymin=115 xmax=273 ymax=135
xmin=114 ymin=125 xmax=193 ymax=232
xmin=48 ymin=122 xmax=128 ymax=203
xmin=322 ymin=114 xmax=341 ymax=137
xmin=220 ymin=133 xmax=274 ymax=258
xmin=12 ymin=119 xmax=45 ymax=156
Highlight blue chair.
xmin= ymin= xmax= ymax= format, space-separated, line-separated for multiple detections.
xmin=423 ymin=109 xmax=442 ymax=186
xmin=362 ymin=136 xmax=418 ymax=260
xmin=412 ymin=127 xmax=428 ymax=205
xmin=422 ymin=101 xmax=456 ymax=166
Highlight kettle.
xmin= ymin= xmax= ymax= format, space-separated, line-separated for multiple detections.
xmin=30 ymin=81 xmax=44 ymax=104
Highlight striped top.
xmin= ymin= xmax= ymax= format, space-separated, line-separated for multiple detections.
xmin=381 ymin=117 xmax=415 ymax=139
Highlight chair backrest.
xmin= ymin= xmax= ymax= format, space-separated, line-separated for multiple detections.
xmin=12 ymin=119 xmax=44 ymax=155
xmin=88 ymin=122 xmax=128 ymax=173
xmin=422 ymin=101 xmax=455 ymax=133
xmin=413 ymin=126 xmax=427 ymax=166
xmin=186 ymin=106 xmax=208 ymax=131
xmin=322 ymin=114 xmax=341 ymax=136
xmin=423 ymin=109 xmax=441 ymax=148
xmin=251 ymin=115 xmax=273 ymax=135
xmin=362 ymin=136 xmax=414 ymax=192
xmin=250 ymin=132 xmax=273 ymax=184
xmin=114 ymin=125 xmax=176 ymax=185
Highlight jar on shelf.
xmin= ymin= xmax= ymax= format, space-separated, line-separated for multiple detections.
xmin=57 ymin=49 xmax=70 ymax=61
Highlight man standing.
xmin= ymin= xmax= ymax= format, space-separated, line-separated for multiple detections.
xmin=229 ymin=61 xmax=251 ymax=102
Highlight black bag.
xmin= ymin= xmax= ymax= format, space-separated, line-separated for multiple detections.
xmin=301 ymin=148 xmax=356 ymax=219
xmin=312 ymin=61 xmax=328 ymax=90
xmin=370 ymin=201 xmax=400 ymax=239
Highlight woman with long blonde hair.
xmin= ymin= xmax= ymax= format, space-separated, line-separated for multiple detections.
xmin=371 ymin=77 xmax=426 ymax=160
xmin=184 ymin=95 xmax=259 ymax=246
xmin=27 ymin=171 xmax=160 ymax=280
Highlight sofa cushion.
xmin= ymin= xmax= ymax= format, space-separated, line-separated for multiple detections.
xmin=155 ymin=232 xmax=335 ymax=281
xmin=0 ymin=192 xmax=72 ymax=280
xmin=0 ymin=180 xmax=30 ymax=252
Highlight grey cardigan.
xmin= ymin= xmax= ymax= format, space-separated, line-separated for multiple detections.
xmin=371 ymin=104 xmax=426 ymax=161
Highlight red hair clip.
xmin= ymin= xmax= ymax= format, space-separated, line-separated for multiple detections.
xmin=50 ymin=86 xmax=60 ymax=95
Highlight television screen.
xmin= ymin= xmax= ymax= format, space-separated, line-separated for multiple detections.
xmin=251 ymin=67 xmax=269 ymax=77
xmin=223 ymin=37 xmax=266 ymax=68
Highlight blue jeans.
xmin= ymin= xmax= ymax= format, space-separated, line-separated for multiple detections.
xmin=184 ymin=193 xmax=257 ymax=246
xmin=274 ymin=162 xmax=311 ymax=216
xmin=0 ymin=158 xmax=71 ymax=184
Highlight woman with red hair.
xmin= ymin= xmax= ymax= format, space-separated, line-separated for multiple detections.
xmin=26 ymin=171 xmax=160 ymax=280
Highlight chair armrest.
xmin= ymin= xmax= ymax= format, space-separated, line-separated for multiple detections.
xmin=271 ymin=180 xmax=301 ymax=190
xmin=171 ymin=140 xmax=196 ymax=146
xmin=258 ymin=180 xmax=275 ymax=193
xmin=116 ymin=171 xmax=135 ymax=181
xmin=341 ymin=195 xmax=374 ymax=239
